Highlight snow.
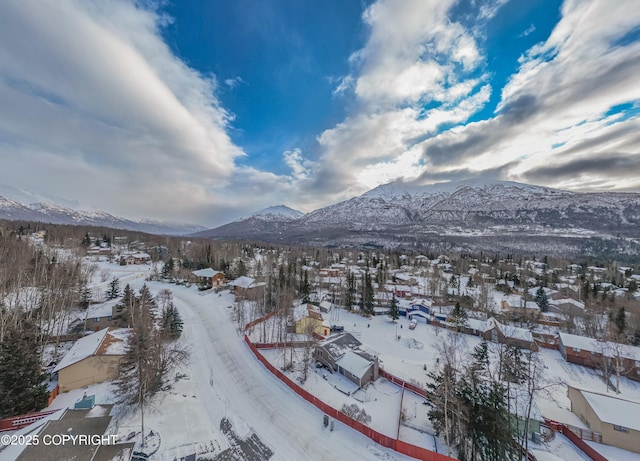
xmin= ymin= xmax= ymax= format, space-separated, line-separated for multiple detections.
xmin=32 ymin=258 xmax=640 ymax=461
xmin=52 ymin=328 xmax=110 ymax=372
xmin=192 ymin=268 xmax=221 ymax=278
xmin=335 ymin=350 xmax=374 ymax=380
xmin=86 ymin=300 xmax=117 ymax=318
xmin=585 ymin=440 xmax=640 ymax=461
xmin=228 ymin=276 xmax=256 ymax=289
xmin=579 ymin=389 xmax=640 ymax=431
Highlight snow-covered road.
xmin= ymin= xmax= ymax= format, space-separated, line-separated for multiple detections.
xmin=173 ymin=287 xmax=415 ymax=461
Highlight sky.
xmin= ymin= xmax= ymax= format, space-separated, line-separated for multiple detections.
xmin=1 ymin=0 xmax=639 ymax=228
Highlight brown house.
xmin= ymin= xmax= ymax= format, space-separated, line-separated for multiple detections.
xmin=228 ymin=276 xmax=266 ymax=298
xmin=84 ymin=302 xmax=117 ymax=331
xmin=559 ymin=332 xmax=640 ymax=382
xmin=192 ymin=268 xmax=227 ymax=286
xmin=483 ymin=317 xmax=539 ymax=351
xmin=568 ymin=386 xmax=640 ymax=453
xmin=53 ymin=328 xmax=128 ymax=392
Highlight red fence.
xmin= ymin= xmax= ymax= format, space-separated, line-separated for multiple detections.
xmin=0 ymin=409 xmax=59 ymax=432
xmin=245 ymin=335 xmax=456 ymax=461
xmin=379 ymin=369 xmax=428 ymax=399
xmin=560 ymin=426 xmax=608 ymax=461
xmin=47 ymin=384 xmax=59 ymax=406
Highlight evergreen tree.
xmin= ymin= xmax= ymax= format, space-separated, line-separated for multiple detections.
xmin=79 ymin=285 xmax=92 ymax=309
xmin=81 ymin=232 xmax=92 ymax=247
xmin=161 ymin=257 xmax=174 ymax=280
xmin=364 ymin=270 xmax=375 ymax=315
xmin=236 ymin=259 xmax=248 ymax=277
xmin=389 ymin=293 xmax=399 ymax=321
xmin=535 ymin=286 xmax=549 ymax=312
xmin=299 ymin=270 xmax=311 ymax=303
xmin=451 ymin=302 xmax=468 ymax=331
xmin=114 ymin=284 xmax=136 ymax=327
xmin=345 ymin=271 xmax=356 ymax=311
xmin=161 ymin=304 xmax=183 ymax=339
xmin=105 ymin=277 xmax=121 ymax=300
xmin=614 ymin=306 xmax=626 ymax=336
xmin=0 ymin=327 xmax=49 ymax=417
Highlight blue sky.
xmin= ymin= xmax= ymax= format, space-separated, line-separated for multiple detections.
xmin=0 ymin=0 xmax=639 ymax=227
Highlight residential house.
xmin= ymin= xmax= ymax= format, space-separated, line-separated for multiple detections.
xmin=558 ymin=332 xmax=640 ymax=382
xmin=53 ymin=328 xmax=128 ymax=392
xmin=120 ymin=251 xmax=151 ymax=265
xmin=568 ymin=386 xmax=640 ymax=454
xmin=15 ymin=405 xmax=134 ymax=461
xmin=228 ymin=276 xmax=266 ymax=298
xmin=483 ymin=317 xmax=539 ymax=351
xmin=314 ymin=332 xmax=379 ymax=388
xmin=295 ymin=304 xmax=331 ymax=337
xmin=192 ymin=268 xmax=226 ymax=287
xmin=84 ymin=301 xmax=117 ymax=331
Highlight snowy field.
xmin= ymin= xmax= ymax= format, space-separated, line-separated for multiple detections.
xmin=38 ymin=259 xmax=422 ymax=461
xmin=32 ymin=258 xmax=640 ymax=461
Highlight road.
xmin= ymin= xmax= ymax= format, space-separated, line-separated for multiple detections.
xmin=173 ymin=288 xmax=414 ymax=461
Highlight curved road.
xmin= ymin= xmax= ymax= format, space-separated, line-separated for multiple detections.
xmin=173 ymin=288 xmax=414 ymax=461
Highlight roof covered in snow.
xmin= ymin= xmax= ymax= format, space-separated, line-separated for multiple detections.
xmin=53 ymin=328 xmax=110 ymax=372
xmin=579 ymin=389 xmax=640 ymax=432
xmin=53 ymin=328 xmax=127 ymax=372
xmin=318 ymin=332 xmax=362 ymax=361
xmin=192 ymin=268 xmax=223 ymax=278
xmin=335 ymin=350 xmax=373 ymax=380
xmin=228 ymin=276 xmax=256 ymax=289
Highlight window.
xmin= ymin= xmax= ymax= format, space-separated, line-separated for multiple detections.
xmin=613 ymin=425 xmax=629 ymax=433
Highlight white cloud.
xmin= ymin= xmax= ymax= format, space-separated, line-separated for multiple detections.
xmin=0 ymin=0 xmax=243 ymax=223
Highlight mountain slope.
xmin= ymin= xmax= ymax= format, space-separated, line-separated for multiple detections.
xmin=194 ymin=180 xmax=640 ymax=255
xmin=0 ymin=194 xmax=205 ymax=235
xmin=193 ymin=205 xmax=304 ymax=239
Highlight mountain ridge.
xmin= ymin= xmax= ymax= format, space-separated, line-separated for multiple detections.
xmin=193 ymin=180 xmax=640 ymax=256
xmin=0 ymin=192 xmax=206 ymax=236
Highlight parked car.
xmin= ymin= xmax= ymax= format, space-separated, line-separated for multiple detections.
xmin=409 ymin=319 xmax=417 ymax=330
xmin=330 ymin=325 xmax=344 ymax=332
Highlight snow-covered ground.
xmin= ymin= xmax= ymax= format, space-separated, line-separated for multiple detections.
xmin=34 ymin=258 xmax=640 ymax=461
xmin=39 ymin=259 xmax=422 ymax=461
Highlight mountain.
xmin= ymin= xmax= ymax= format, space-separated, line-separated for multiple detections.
xmin=0 ymin=189 xmax=206 ymax=235
xmin=195 ymin=180 xmax=640 ymax=256
xmin=192 ymin=205 xmax=304 ymax=239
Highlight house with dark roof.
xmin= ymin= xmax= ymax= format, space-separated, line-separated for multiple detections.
xmin=16 ymin=405 xmax=134 ymax=461
xmin=314 ymin=332 xmax=379 ymax=388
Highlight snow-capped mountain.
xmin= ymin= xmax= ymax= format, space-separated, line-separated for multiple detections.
xmin=194 ymin=180 xmax=640 ymax=255
xmin=246 ymin=205 xmax=304 ymax=221
xmin=0 ymin=190 xmax=206 ymax=235
xmin=193 ymin=205 xmax=304 ymax=239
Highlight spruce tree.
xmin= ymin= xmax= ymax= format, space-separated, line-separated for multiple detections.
xmin=161 ymin=304 xmax=183 ymax=339
xmin=106 ymin=277 xmax=121 ymax=300
xmin=535 ymin=286 xmax=549 ymax=312
xmin=451 ymin=302 xmax=468 ymax=331
xmin=389 ymin=293 xmax=399 ymax=321
xmin=0 ymin=327 xmax=49 ymax=417
xmin=614 ymin=306 xmax=626 ymax=336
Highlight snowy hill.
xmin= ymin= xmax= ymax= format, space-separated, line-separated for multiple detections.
xmin=193 ymin=205 xmax=304 ymax=240
xmin=247 ymin=205 xmax=304 ymax=221
xmin=195 ymin=180 xmax=640 ymax=256
xmin=0 ymin=187 xmax=206 ymax=235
